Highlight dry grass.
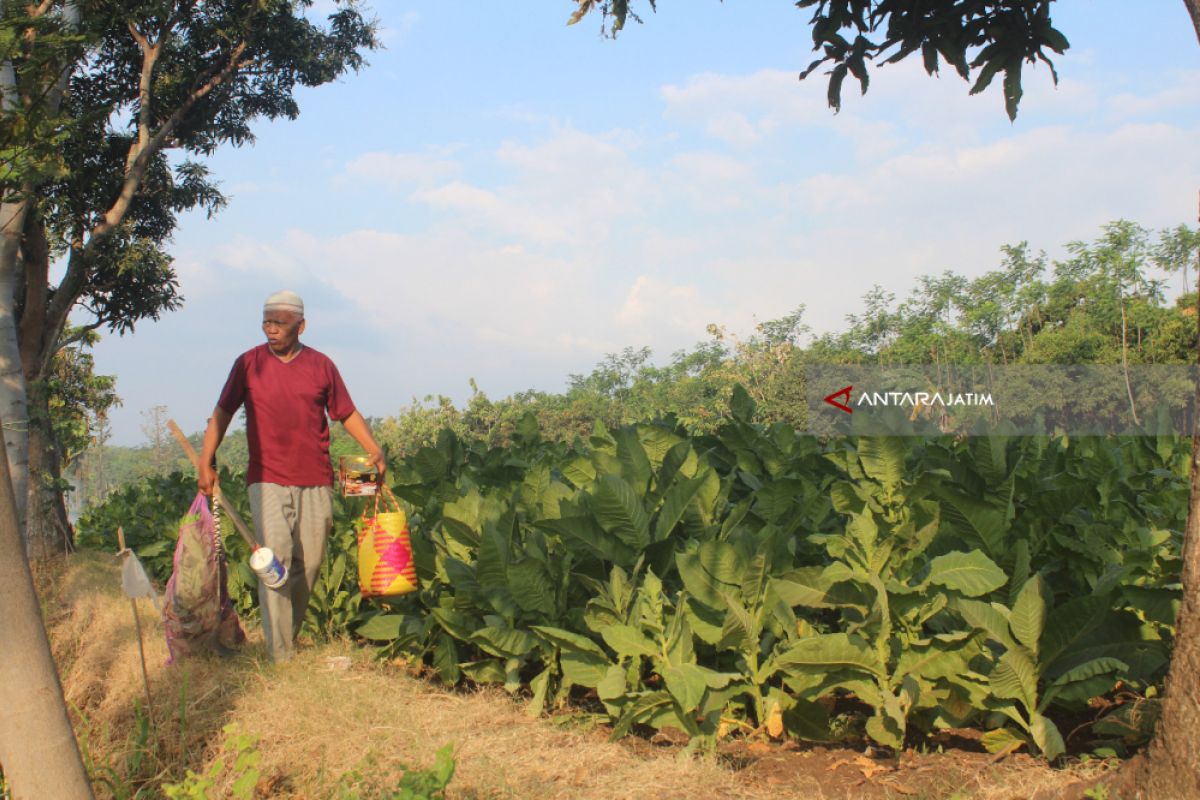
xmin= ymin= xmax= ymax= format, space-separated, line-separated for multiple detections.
xmin=228 ymin=644 xmax=765 ymax=800
xmin=42 ymin=553 xmax=1117 ymax=800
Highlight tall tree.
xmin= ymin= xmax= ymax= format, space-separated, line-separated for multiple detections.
xmin=567 ymin=1 xmax=1200 ymax=795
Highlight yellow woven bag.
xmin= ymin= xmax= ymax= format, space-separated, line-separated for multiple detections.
xmin=357 ymin=485 xmax=418 ymax=597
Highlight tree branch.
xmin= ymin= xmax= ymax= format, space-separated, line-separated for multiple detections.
xmin=16 ymin=205 xmax=47 ymax=380
xmin=1187 ymin=0 xmax=1200 ymax=46
xmin=88 ymin=39 xmax=249 ymax=250
xmin=46 ymin=21 xmax=254 ymax=367
xmin=53 ymin=320 xmax=102 ymax=353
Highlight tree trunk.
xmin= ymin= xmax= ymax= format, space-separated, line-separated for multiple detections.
xmin=24 ymin=385 xmax=73 ymax=560
xmin=0 ymin=195 xmax=31 ymax=532
xmin=0 ymin=416 xmax=94 ymax=800
xmin=1186 ymin=0 xmax=1200 ymax=44
xmin=1130 ymin=192 xmax=1200 ymax=797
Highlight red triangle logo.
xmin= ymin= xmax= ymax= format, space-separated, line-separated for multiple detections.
xmin=824 ymin=385 xmax=853 ymax=414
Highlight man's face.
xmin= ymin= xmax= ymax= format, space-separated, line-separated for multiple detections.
xmin=262 ymin=310 xmax=305 ymax=354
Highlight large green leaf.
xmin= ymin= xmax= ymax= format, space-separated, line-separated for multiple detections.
xmin=535 ymin=516 xmax=636 ymax=565
xmin=591 ymin=474 xmax=651 ymax=551
xmin=754 ymin=479 xmax=805 ymax=522
xmin=653 ymin=475 xmax=705 ymax=542
xmin=600 ymin=624 xmax=657 ymax=659
xmin=597 ymin=664 xmax=627 ymax=703
xmin=980 ymin=727 xmax=1027 ymax=754
xmin=1010 ymin=574 xmax=1050 ymax=657
xmin=432 ymin=633 xmax=461 ymax=683
xmin=561 ymin=650 xmax=610 ymax=688
xmin=561 ymin=457 xmax=597 ymax=489
xmin=530 ymin=625 xmax=609 ymax=659
xmin=718 ymin=592 xmax=759 ymax=652
xmin=430 ymin=607 xmax=477 ymax=642
xmin=1047 ymin=656 xmax=1128 ymax=690
xmin=614 ymin=426 xmax=653 ymax=489
xmin=413 ymin=446 xmax=450 ymax=483
xmin=508 ymin=558 xmax=558 ymax=617
xmin=683 ymin=596 xmax=725 ymax=645
xmin=355 ymin=613 xmax=405 ymax=641
xmin=953 ymin=598 xmax=1018 ymax=652
xmin=782 ymin=698 xmax=832 ymax=741
xmin=990 ymin=649 xmax=1038 ymax=709
xmin=470 ymin=625 xmax=539 ymax=659
xmin=528 ymin=666 xmax=553 ymax=716
xmin=730 ymin=384 xmax=756 ymax=422
xmin=772 ymin=568 xmax=836 ymax=609
xmin=476 ymin=520 xmax=510 ymax=590
xmin=829 ymin=481 xmax=865 ymax=515
xmin=638 ymin=424 xmax=683 ymax=468
xmin=939 ymin=489 xmax=1007 ymax=557
xmin=661 ymin=663 xmax=708 ymax=712
xmin=865 ymin=706 xmax=905 ymax=749
xmin=774 ymin=634 xmax=882 ymax=677
xmin=459 ymin=659 xmax=507 ymax=684
xmin=856 ymin=437 xmax=907 ymax=487
xmin=676 ymin=541 xmax=745 ymax=609
xmin=927 ymin=550 xmax=1007 ymax=597
xmin=1040 ymin=594 xmax=1110 ymax=666
xmin=657 ymin=440 xmax=696 ymax=490
xmin=894 ymin=639 xmax=975 ymax=683
xmin=1031 ymin=713 xmax=1065 ymax=760
xmin=611 ymin=692 xmax=673 ymax=739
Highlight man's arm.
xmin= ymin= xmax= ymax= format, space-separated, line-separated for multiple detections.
xmin=198 ymin=406 xmax=234 ymax=495
xmin=341 ymin=411 xmax=386 ymax=478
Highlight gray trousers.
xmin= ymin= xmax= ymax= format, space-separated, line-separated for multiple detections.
xmin=248 ymin=483 xmax=333 ymax=662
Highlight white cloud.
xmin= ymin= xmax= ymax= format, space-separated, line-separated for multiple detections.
xmin=101 ymin=55 xmax=1200 ymax=445
xmin=343 ymin=150 xmax=461 ymax=188
xmin=406 ymin=126 xmax=659 ymax=248
xmin=1106 ymin=70 xmax=1200 ymax=119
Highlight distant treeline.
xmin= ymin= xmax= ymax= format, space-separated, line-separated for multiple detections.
xmin=69 ymin=219 xmax=1199 ymax=505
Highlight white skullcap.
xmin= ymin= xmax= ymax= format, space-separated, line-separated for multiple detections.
xmin=264 ymin=290 xmax=304 ymax=316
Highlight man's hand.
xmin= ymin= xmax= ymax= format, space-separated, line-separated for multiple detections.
xmin=343 ymin=411 xmax=387 ymax=482
xmin=198 ymin=407 xmax=233 ymax=496
xmin=198 ymin=462 xmax=218 ymax=496
xmin=367 ymin=449 xmax=387 ymax=481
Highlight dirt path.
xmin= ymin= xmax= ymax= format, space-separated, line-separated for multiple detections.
xmin=44 ymin=554 xmax=1115 ymax=799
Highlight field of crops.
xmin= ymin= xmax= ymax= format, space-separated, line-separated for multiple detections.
xmin=77 ymin=388 xmax=1185 ymax=761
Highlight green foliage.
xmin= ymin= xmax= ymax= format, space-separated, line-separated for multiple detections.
xmin=76 ymin=381 xmax=1187 ymax=760
xmin=338 ymin=398 xmax=1182 ymax=756
xmin=566 ymin=0 xmax=1069 ymax=119
xmin=335 ymin=744 xmax=456 ymax=800
xmin=161 ymin=724 xmax=261 ymax=800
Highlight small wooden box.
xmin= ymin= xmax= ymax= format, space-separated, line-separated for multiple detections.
xmin=339 ymin=455 xmax=379 ymax=497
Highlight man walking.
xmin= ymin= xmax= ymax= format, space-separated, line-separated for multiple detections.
xmin=198 ymin=290 xmax=385 ymax=661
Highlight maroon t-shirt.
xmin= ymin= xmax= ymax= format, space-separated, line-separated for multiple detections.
xmin=217 ymin=344 xmax=356 ymax=486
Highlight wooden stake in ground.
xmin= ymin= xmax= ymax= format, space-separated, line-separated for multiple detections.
xmin=116 ymin=526 xmax=154 ymax=729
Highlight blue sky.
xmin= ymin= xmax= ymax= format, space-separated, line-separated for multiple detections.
xmin=90 ymin=0 xmax=1200 ymax=444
